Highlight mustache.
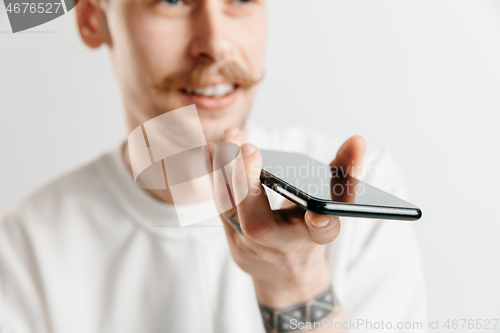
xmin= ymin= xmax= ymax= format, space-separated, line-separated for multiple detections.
xmin=153 ymin=62 xmax=262 ymax=92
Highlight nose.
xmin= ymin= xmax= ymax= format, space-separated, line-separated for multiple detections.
xmin=188 ymin=1 xmax=234 ymax=64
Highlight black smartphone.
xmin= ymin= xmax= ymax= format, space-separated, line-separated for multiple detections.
xmin=260 ymin=150 xmax=422 ymax=221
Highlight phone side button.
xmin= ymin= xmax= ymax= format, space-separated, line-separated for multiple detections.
xmin=272 ymin=185 xmax=307 ymax=208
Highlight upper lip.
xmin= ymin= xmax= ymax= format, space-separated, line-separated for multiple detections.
xmin=181 ymin=79 xmax=238 ymax=90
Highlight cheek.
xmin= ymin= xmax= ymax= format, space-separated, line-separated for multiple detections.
xmin=116 ymin=6 xmax=191 ymax=84
xmin=237 ymin=17 xmax=267 ymax=75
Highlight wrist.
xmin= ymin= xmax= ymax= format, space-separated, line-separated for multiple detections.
xmin=257 ymin=283 xmax=340 ymax=333
xmin=253 ymin=263 xmax=331 ymax=308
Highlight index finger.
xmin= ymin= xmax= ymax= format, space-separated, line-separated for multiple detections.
xmin=232 ymin=144 xmax=278 ymax=243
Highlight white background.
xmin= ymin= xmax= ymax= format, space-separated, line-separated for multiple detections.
xmin=1 ymin=0 xmax=499 ymax=327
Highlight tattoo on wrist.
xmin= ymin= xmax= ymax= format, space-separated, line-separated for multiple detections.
xmin=258 ymin=284 xmax=339 ymax=333
xmin=224 ymin=212 xmax=243 ymax=234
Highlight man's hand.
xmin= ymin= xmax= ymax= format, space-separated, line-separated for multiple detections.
xmin=213 ymin=127 xmax=366 ymax=332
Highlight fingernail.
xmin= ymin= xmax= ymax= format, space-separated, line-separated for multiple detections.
xmin=310 ymin=215 xmax=332 ymax=228
xmin=241 ymin=144 xmax=255 ymax=157
xmin=223 ymin=127 xmax=239 ymax=138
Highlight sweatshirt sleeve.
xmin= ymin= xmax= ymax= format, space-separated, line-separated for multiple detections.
xmin=0 ymin=210 xmax=50 ymax=333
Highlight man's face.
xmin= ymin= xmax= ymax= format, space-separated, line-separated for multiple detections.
xmin=100 ymin=0 xmax=267 ymax=140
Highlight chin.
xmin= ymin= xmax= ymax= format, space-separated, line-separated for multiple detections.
xmin=199 ymin=118 xmax=239 ymax=142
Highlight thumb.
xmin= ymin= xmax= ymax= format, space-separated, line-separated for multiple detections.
xmin=330 ymin=135 xmax=366 ymax=178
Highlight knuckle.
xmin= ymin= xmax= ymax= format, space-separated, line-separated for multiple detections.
xmin=241 ymin=219 xmax=271 ymax=240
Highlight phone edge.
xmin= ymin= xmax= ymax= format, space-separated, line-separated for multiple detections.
xmin=260 ymin=170 xmax=422 ymax=221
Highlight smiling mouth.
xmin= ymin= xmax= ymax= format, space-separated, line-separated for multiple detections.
xmin=180 ymin=83 xmax=238 ymax=98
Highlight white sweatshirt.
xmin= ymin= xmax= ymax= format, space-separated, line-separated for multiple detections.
xmin=0 ymin=125 xmax=427 ymax=333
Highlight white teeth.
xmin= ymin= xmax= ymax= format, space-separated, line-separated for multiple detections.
xmin=215 ymin=83 xmax=228 ymax=97
xmin=195 ymin=85 xmax=215 ymax=96
xmin=185 ymin=83 xmax=235 ymax=97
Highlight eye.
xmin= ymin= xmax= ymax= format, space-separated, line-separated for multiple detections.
xmin=162 ymin=0 xmax=182 ymax=4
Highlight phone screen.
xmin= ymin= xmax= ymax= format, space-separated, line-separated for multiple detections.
xmin=260 ymin=150 xmax=421 ymax=220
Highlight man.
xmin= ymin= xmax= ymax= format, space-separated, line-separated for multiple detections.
xmin=0 ymin=0 xmax=426 ymax=332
